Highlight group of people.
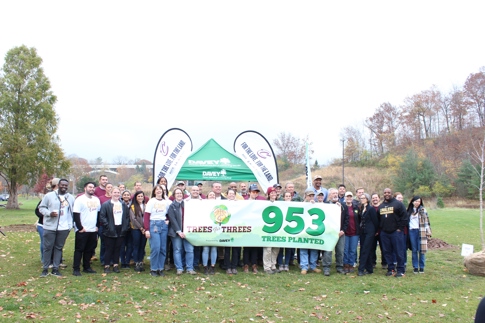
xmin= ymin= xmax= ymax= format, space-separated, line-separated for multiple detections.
xmin=36 ymin=174 xmax=432 ymax=278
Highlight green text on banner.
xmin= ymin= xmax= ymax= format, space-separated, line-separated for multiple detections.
xmin=184 ymin=200 xmax=341 ymax=251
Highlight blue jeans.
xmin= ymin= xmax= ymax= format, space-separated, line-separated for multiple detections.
xmin=148 ymin=220 xmax=168 ymax=271
xmin=131 ymin=229 xmax=147 ymax=263
xmin=380 ymin=230 xmax=406 ymax=273
xmin=299 ymin=249 xmax=319 ymax=270
xmin=37 ymin=225 xmax=44 ymax=263
xmin=202 ymin=246 xmax=218 ymax=266
xmin=344 ymin=235 xmax=359 ymax=265
xmin=171 ymin=235 xmax=194 ymax=271
xmin=277 ymin=248 xmax=295 ymax=266
xmin=409 ymin=229 xmax=426 ymax=269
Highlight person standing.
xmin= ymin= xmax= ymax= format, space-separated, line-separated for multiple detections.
xmin=38 ymin=178 xmax=75 ymax=277
xmin=299 ymin=189 xmax=322 ymax=275
xmin=322 ymin=188 xmax=348 ymax=276
xmin=94 ymin=175 xmax=108 ymax=198
xmin=343 ymin=191 xmax=360 ymax=273
xmin=407 ymin=196 xmax=432 ymax=274
xmin=168 ymin=188 xmax=197 ymax=275
xmin=144 ymin=185 xmax=171 ymax=277
xmin=357 ymin=193 xmax=379 ymax=276
xmin=263 ymin=187 xmax=281 ymax=274
xmin=130 ymin=191 xmax=147 ymax=272
xmin=72 ymin=182 xmax=101 ymax=276
xmin=378 ymin=188 xmax=409 ymax=278
xmin=99 ymin=187 xmax=130 ymax=274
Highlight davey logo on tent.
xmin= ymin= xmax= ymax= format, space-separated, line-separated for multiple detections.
xmin=189 ymin=158 xmax=231 ymax=165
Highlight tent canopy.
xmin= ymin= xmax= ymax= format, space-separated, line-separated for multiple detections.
xmin=176 ymin=139 xmax=257 ymax=181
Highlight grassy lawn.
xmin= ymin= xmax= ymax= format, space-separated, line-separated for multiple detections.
xmin=0 ymin=200 xmax=484 ymax=322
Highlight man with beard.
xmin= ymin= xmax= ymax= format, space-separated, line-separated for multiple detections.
xmin=72 ymin=182 xmax=101 ymax=276
xmin=311 ymin=175 xmax=328 ymax=202
xmin=321 ymin=188 xmax=348 ymax=276
xmin=94 ymin=175 xmax=108 ymax=198
xmin=378 ymin=188 xmax=408 ymax=278
xmin=39 ymin=179 xmax=75 ymax=277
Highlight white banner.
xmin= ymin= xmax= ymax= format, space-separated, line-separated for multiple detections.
xmin=233 ymin=130 xmax=279 ymax=192
xmin=184 ymin=200 xmax=341 ymax=251
xmin=152 ymin=128 xmax=193 ymax=188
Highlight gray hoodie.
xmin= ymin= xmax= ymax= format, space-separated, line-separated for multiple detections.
xmin=39 ymin=190 xmax=75 ymax=231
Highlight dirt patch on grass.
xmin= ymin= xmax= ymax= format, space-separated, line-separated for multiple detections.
xmin=1 ymin=224 xmax=37 ymax=233
xmin=428 ymin=238 xmax=454 ymax=249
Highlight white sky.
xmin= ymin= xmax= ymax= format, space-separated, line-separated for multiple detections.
xmin=1 ymin=1 xmax=484 ymax=166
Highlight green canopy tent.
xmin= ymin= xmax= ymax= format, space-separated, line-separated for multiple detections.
xmin=175 ymin=139 xmax=257 ymax=181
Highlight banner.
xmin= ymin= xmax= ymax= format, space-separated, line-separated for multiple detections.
xmin=233 ymin=130 xmax=279 ymax=192
xmin=152 ymin=128 xmax=193 ymax=188
xmin=184 ymin=200 xmax=341 ymax=251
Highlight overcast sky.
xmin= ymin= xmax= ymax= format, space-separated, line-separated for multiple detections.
xmin=1 ymin=1 xmax=484 ymax=166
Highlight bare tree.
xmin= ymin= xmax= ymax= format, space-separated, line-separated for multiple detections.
xmin=468 ymin=130 xmax=485 ymax=250
xmin=463 ymin=68 xmax=485 ymax=127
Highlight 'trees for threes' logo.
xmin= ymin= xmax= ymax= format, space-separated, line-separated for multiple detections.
xmin=210 ymin=205 xmax=231 ymax=226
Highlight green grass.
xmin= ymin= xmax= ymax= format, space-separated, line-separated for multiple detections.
xmin=0 ymin=200 xmax=484 ymax=322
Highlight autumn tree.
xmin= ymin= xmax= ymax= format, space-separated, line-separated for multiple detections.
xmin=365 ymin=102 xmax=400 ymax=156
xmin=273 ymin=132 xmax=313 ymax=166
xmin=0 ymin=45 xmax=70 ymax=208
xmin=463 ymin=68 xmax=485 ymax=127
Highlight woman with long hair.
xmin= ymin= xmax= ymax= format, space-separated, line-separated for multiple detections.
xmin=357 ymin=193 xmax=379 ymax=276
xmin=168 ymin=188 xmax=196 ymax=275
xmin=130 ymin=191 xmax=147 ymax=272
xmin=120 ymin=190 xmax=133 ymax=269
xmin=406 ymin=196 xmax=432 ymax=274
xmin=99 ymin=187 xmax=130 ymax=273
xmin=144 ymin=185 xmax=171 ymax=277
xmin=263 ymin=187 xmax=280 ymax=274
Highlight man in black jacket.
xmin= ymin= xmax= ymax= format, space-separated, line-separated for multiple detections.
xmin=378 ymin=188 xmax=408 ymax=278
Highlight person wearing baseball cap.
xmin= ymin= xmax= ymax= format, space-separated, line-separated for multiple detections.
xmin=248 ymin=184 xmax=265 ymax=201
xmin=272 ymin=183 xmax=282 ymax=200
xmin=311 ymin=175 xmax=328 ymax=203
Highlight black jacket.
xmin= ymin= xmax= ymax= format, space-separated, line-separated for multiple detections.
xmin=378 ymin=198 xmax=408 ymax=233
xmin=99 ymin=200 xmax=130 ymax=238
xmin=359 ymin=204 xmax=379 ymax=235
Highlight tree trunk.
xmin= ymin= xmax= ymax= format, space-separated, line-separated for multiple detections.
xmin=5 ymin=182 xmax=19 ymax=209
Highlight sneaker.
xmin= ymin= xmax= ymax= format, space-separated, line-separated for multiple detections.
xmin=121 ymin=264 xmax=130 ymax=269
xmin=113 ymin=266 xmax=120 ymax=273
xmin=226 ymin=269 xmax=233 ymax=275
xmin=73 ymin=270 xmax=82 ymax=276
xmin=104 ymin=267 xmax=111 ymax=274
xmin=48 ymin=264 xmax=54 ymax=269
xmin=243 ymin=265 xmax=249 ymax=273
xmin=385 ymin=270 xmax=395 ymax=276
xmin=279 ymin=265 xmax=285 ymax=272
xmin=51 ymin=269 xmax=62 ymax=277
xmin=40 ymin=269 xmax=49 ymax=277
xmin=158 ymin=270 xmax=165 ymax=277
xmin=310 ymin=268 xmax=322 ymax=273
xmin=176 ymin=270 xmax=183 ymax=275
xmin=324 ymin=269 xmax=330 ymax=276
xmin=284 ymin=265 xmax=290 ymax=272
xmin=413 ymin=268 xmax=418 ymax=274
xmin=264 ymin=270 xmax=275 ymax=274
xmin=419 ymin=268 xmax=424 ymax=274
xmin=83 ymin=268 xmax=97 ymax=274
xmin=150 ymin=270 xmax=159 ymax=277
xmin=187 ymin=270 xmax=197 ymax=275
xmin=59 ymin=263 xmax=68 ymax=269
xmin=204 ymin=266 xmax=210 ymax=275
xmin=231 ymin=268 xmax=238 ymax=275
xmin=395 ymin=272 xmax=405 ymax=278
xmin=301 ymin=269 xmax=307 ymax=275
xmin=209 ymin=266 xmax=215 ymax=275
xmin=271 ymin=267 xmax=281 ymax=273
xmin=358 ymin=271 xmax=365 ymax=276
